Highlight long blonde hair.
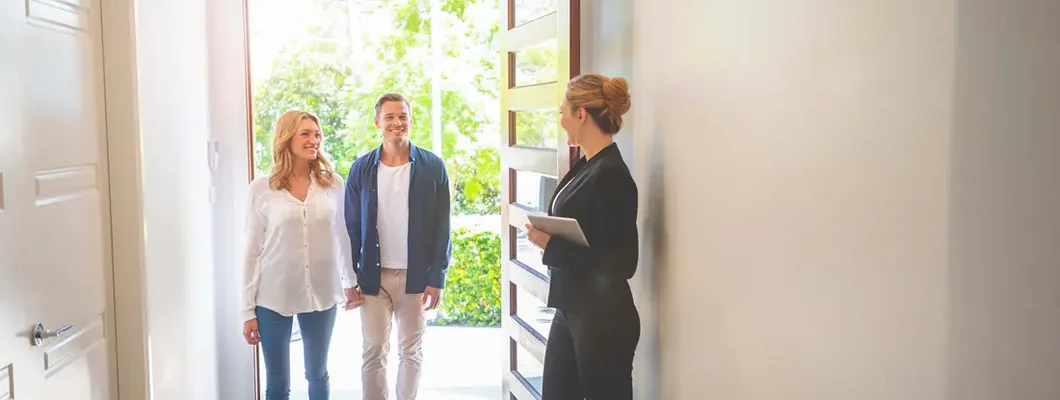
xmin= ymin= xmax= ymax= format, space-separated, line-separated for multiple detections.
xmin=268 ymin=110 xmax=337 ymax=191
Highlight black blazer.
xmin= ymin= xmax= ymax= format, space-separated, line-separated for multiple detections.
xmin=542 ymin=143 xmax=639 ymax=312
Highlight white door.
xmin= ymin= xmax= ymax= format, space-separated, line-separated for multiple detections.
xmin=0 ymin=0 xmax=116 ymax=398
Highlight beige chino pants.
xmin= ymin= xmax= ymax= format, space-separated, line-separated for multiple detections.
xmin=360 ymin=268 xmax=426 ymax=400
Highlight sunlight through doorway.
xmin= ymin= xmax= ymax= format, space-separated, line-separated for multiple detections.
xmin=245 ymin=0 xmax=561 ymax=398
xmin=246 ymin=0 xmax=507 ymax=398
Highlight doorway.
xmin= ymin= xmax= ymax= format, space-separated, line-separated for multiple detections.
xmin=244 ymin=0 xmax=575 ymax=398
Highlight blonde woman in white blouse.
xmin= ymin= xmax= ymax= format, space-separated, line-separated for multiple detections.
xmin=242 ymin=110 xmax=362 ymax=400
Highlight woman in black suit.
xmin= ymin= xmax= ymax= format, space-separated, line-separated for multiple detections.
xmin=525 ymin=73 xmax=640 ymax=400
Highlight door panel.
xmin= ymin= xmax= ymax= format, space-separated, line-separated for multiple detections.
xmin=1 ymin=0 xmax=116 ymax=398
xmin=499 ymin=0 xmax=579 ymax=398
xmin=510 ymin=110 xmax=561 ymax=149
xmin=512 ymin=0 xmax=558 ymax=27
xmin=0 ymin=1 xmax=18 ymax=398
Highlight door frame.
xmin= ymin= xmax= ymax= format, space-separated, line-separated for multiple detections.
xmin=98 ymin=0 xmax=152 ymax=398
xmin=87 ymin=0 xmax=271 ymax=398
xmin=240 ymin=0 xmax=263 ymax=395
xmin=498 ymin=0 xmax=580 ymax=398
xmin=234 ymin=0 xmax=584 ymax=397
xmin=243 ymin=0 xmax=265 ymax=393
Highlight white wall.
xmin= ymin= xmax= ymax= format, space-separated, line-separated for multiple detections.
xmin=639 ymin=1 xmax=953 ymax=398
xmin=206 ymin=0 xmax=257 ymax=397
xmin=580 ymin=1 xmax=661 ymax=398
xmin=133 ymin=0 xmax=220 ymax=398
xmin=622 ymin=0 xmax=1060 ymax=399
xmin=948 ymin=1 xmax=1060 ymax=399
xmin=580 ymin=0 xmax=633 ymax=167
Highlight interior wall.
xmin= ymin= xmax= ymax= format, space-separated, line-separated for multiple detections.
xmin=632 ymin=0 xmax=954 ymax=398
xmin=579 ymin=1 xmax=663 ymax=399
xmin=948 ymin=1 xmax=1060 ymax=398
xmin=580 ymin=0 xmax=633 ymax=168
xmin=619 ymin=0 xmax=1060 ymax=399
xmin=133 ymin=0 xmax=220 ymax=397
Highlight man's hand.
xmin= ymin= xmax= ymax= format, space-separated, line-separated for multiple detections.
xmin=344 ymin=287 xmax=364 ymax=310
xmin=243 ymin=319 xmax=260 ymax=345
xmin=525 ymin=223 xmax=551 ymax=250
xmin=422 ymin=286 xmax=443 ymax=311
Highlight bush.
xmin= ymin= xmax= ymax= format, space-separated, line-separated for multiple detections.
xmin=432 ymin=228 xmax=502 ymax=327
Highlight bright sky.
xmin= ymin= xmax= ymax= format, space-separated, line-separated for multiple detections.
xmin=248 ymin=0 xmax=309 ymax=83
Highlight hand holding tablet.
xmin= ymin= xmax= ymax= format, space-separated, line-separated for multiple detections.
xmin=526 ymin=214 xmax=590 ymax=248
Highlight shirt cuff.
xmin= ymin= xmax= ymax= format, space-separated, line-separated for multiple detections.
xmin=342 ymin=275 xmax=358 ymax=289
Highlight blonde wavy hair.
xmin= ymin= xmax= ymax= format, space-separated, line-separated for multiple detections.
xmin=268 ymin=110 xmax=337 ymax=191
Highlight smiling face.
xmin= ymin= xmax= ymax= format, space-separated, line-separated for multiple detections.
xmin=375 ymin=100 xmax=411 ymax=145
xmin=288 ymin=117 xmax=322 ymax=161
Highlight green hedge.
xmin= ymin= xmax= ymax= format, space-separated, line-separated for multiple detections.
xmin=432 ymin=227 xmax=502 ymax=327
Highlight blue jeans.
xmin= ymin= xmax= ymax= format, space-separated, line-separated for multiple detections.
xmin=257 ymin=306 xmax=336 ymax=400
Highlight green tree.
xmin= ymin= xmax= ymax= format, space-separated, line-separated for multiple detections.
xmin=253 ymin=0 xmax=505 ymax=216
xmin=252 ymin=46 xmax=361 ymax=177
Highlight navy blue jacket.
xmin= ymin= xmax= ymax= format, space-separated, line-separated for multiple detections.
xmin=344 ymin=143 xmax=452 ymax=295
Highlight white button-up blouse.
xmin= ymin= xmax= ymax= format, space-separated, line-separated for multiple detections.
xmin=241 ymin=174 xmax=357 ymax=322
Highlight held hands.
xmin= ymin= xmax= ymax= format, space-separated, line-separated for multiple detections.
xmin=246 ymin=286 xmax=434 ymax=344
xmin=245 ymin=288 xmax=362 ymax=346
xmin=525 ymin=224 xmax=551 ymax=250
xmin=344 ymin=287 xmax=365 ymax=310
xmin=422 ymin=286 xmax=443 ymax=311
xmin=243 ymin=319 xmax=260 ymax=345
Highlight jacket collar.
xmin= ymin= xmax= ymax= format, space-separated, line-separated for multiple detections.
xmin=584 ymin=142 xmax=620 ymax=164
xmin=373 ymin=141 xmax=418 ymax=165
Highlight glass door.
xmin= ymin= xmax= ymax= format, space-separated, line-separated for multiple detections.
xmin=498 ymin=0 xmax=580 ymax=398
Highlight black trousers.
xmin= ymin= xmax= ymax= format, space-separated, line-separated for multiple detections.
xmin=540 ymin=305 xmax=641 ymax=400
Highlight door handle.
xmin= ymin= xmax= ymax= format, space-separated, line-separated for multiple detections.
xmin=32 ymin=323 xmax=73 ymax=347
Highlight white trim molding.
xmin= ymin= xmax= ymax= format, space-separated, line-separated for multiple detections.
xmin=99 ymin=0 xmax=151 ymax=398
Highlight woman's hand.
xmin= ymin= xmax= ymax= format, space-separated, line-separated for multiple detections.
xmin=344 ymin=287 xmax=365 ymax=310
xmin=525 ymin=224 xmax=551 ymax=250
xmin=243 ymin=319 xmax=260 ymax=345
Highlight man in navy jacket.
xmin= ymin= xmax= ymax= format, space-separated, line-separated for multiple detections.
xmin=344 ymin=92 xmax=451 ymax=400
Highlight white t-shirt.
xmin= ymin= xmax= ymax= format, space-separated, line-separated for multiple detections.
xmin=241 ymin=174 xmax=356 ymax=322
xmin=377 ymin=162 xmax=411 ymax=269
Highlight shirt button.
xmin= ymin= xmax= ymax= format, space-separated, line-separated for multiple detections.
xmin=376 ymin=244 xmax=379 ymax=247
xmin=376 ymin=263 xmax=380 ymax=266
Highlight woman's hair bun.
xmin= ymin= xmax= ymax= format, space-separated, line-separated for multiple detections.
xmin=602 ymin=77 xmax=631 ymax=117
